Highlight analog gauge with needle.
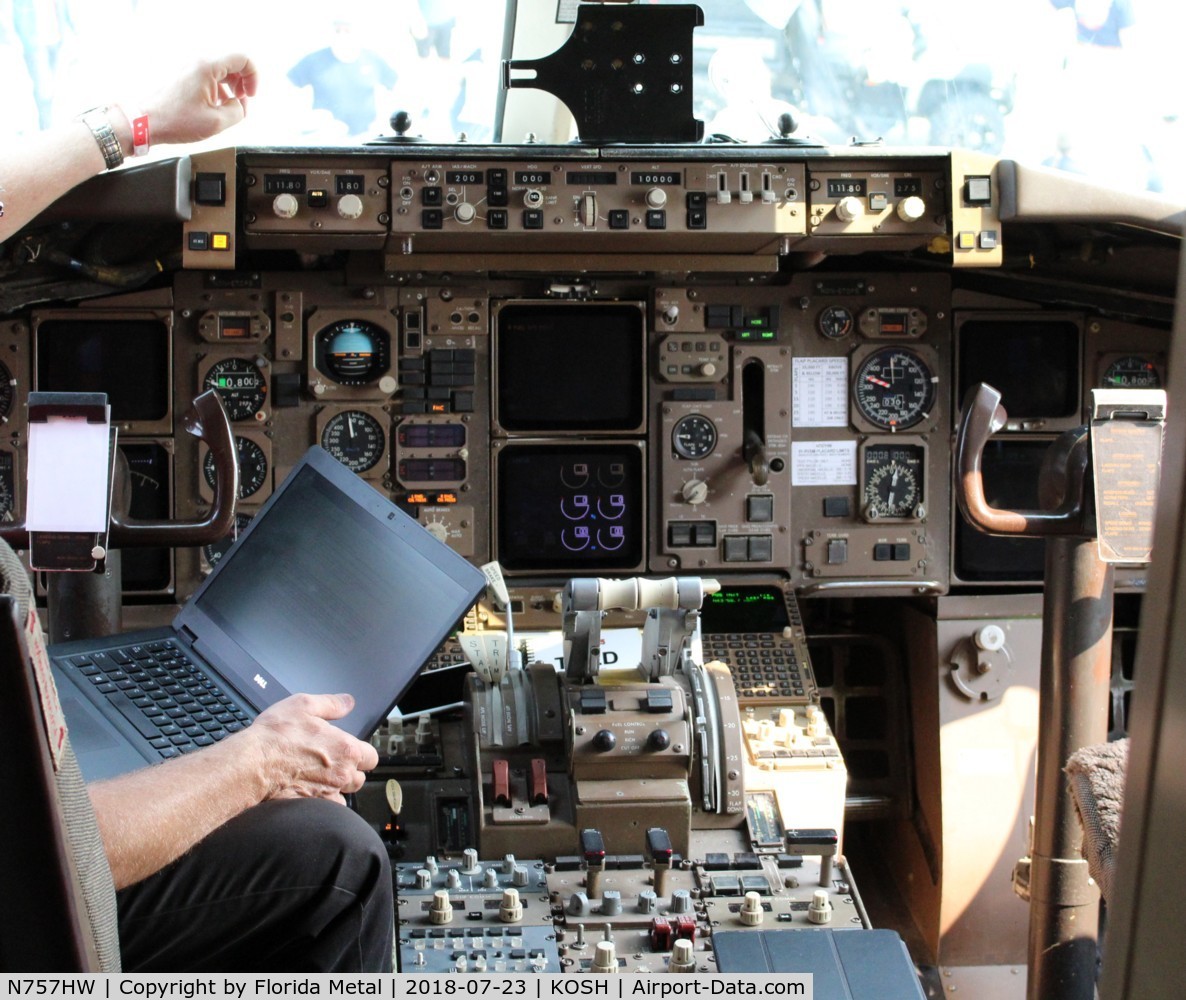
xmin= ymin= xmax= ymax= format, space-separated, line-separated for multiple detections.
xmin=852 ymin=347 xmax=936 ymax=430
xmin=862 ymin=444 xmax=925 ymax=520
xmin=204 ymin=436 xmax=269 ymax=499
xmin=321 ymin=409 xmax=386 ymax=473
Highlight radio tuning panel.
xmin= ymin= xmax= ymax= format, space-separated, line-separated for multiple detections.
xmin=241 ymin=159 xmax=390 ymax=244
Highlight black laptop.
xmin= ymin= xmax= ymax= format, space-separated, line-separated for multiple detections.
xmin=49 ymin=445 xmax=486 ymax=782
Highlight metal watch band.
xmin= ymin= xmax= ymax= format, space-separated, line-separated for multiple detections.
xmin=78 ymin=107 xmax=124 ymax=170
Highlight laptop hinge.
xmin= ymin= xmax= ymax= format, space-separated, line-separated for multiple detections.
xmin=180 ymin=625 xmax=198 ymax=644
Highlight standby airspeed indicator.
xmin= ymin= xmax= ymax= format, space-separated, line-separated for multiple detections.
xmin=852 ymin=347 xmax=936 ymax=431
xmin=321 ymin=410 xmax=386 ymax=473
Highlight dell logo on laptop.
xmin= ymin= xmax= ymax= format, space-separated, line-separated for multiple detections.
xmin=253 ymin=673 xmax=268 ymax=689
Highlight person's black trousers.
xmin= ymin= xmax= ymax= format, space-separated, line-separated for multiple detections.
xmin=117 ymin=798 xmax=393 ymax=972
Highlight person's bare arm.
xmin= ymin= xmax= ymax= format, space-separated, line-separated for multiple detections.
xmin=0 ymin=53 xmax=258 ymax=244
xmin=87 ymin=691 xmax=378 ymax=890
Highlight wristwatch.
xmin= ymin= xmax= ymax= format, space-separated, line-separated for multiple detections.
xmin=77 ymin=107 xmax=124 ymax=170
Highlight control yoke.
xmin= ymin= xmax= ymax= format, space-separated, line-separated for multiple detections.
xmin=955 ymin=382 xmax=1091 ymax=538
xmin=0 ymin=389 xmax=239 ymax=548
xmin=561 ymin=576 xmax=720 ymax=682
xmin=956 ymin=380 xmax=1168 ymax=999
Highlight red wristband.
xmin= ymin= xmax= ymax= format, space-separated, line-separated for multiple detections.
xmin=131 ymin=113 xmax=150 ymax=156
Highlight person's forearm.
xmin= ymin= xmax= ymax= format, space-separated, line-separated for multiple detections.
xmin=88 ymin=729 xmax=271 ymax=890
xmin=0 ymin=111 xmax=133 ymax=244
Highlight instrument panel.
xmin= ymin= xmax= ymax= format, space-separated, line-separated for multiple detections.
xmin=0 ymin=269 xmax=1167 ymax=601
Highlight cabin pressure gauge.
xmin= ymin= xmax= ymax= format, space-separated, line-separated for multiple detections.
xmin=852 ymin=347 xmax=936 ymax=430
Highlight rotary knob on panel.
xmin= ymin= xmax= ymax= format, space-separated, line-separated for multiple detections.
xmin=337 ymin=193 xmax=364 ymax=220
xmin=834 ymin=196 xmax=865 ymax=222
xmin=896 ymin=195 xmax=927 ymax=222
xmin=949 ymin=624 xmax=1013 ymax=701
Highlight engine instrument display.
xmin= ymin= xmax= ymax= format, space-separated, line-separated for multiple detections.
xmin=861 ymin=443 xmax=925 ymax=520
xmin=497 ymin=443 xmax=643 ymax=572
xmin=1102 ymin=355 xmax=1161 ymax=389
xmin=321 ymin=410 xmax=386 ymax=473
xmin=204 ymin=436 xmax=269 ymax=499
xmin=852 ymin=347 xmax=936 ymax=430
xmin=314 ymin=319 xmax=390 ymax=385
xmin=672 ymin=414 xmax=717 ymax=459
xmin=203 ymin=358 xmax=268 ymax=420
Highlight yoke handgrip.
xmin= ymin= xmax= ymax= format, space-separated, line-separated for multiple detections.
xmin=108 ymin=389 xmax=238 ymax=546
xmin=955 ymin=383 xmax=1087 ymax=537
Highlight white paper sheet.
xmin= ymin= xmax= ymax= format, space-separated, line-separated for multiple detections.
xmin=26 ymin=416 xmax=111 ymax=531
xmin=792 ymin=356 xmax=850 ymax=427
xmin=791 ymin=440 xmax=858 ymax=486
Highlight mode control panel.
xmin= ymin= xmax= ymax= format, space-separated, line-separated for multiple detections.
xmin=387 ymin=160 xmax=808 ymax=249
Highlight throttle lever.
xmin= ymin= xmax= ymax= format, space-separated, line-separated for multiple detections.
xmin=955 ymin=383 xmax=1089 ymax=538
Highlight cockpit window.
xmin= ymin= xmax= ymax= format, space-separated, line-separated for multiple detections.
xmin=1 ymin=0 xmax=509 ymax=146
xmin=2 ymin=0 xmax=1182 ymax=196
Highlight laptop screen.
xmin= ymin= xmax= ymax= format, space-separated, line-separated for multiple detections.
xmin=182 ymin=447 xmax=485 ymax=737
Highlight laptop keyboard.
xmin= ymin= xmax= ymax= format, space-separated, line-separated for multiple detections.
xmin=65 ymin=639 xmax=251 ymax=760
